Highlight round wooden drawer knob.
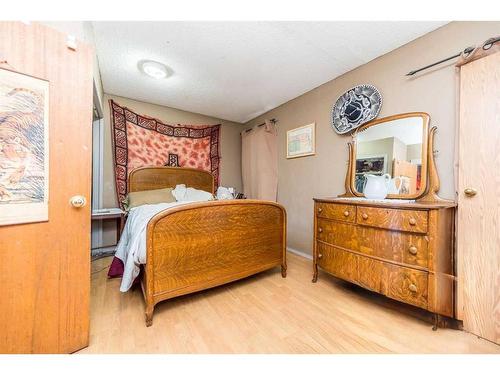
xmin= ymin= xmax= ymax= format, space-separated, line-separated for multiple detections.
xmin=409 ymin=246 xmax=418 ymax=255
xmin=409 ymin=218 xmax=417 ymax=226
xmin=362 ymin=213 xmax=368 ymax=220
xmin=318 ymin=207 xmax=323 ymax=213
xmin=318 ymin=253 xmax=323 ymax=259
xmin=409 ymin=284 xmax=418 ymax=293
xmin=343 ymin=211 xmax=350 ymax=217
xmin=318 ymin=227 xmax=323 ymax=233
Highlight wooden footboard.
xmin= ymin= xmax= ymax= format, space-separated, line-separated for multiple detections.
xmin=141 ymin=200 xmax=287 ymax=326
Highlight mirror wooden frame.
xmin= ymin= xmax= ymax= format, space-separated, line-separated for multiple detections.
xmin=339 ymin=112 xmax=444 ymax=202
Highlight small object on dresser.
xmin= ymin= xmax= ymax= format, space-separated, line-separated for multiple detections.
xmin=363 ymin=174 xmax=391 ymax=199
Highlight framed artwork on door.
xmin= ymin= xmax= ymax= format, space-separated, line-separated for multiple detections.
xmin=286 ymin=122 xmax=315 ymax=159
xmin=0 ymin=68 xmax=49 ymax=225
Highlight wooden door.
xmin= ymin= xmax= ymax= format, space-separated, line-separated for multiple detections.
xmin=0 ymin=22 xmax=93 ymax=353
xmin=457 ymin=50 xmax=500 ymax=344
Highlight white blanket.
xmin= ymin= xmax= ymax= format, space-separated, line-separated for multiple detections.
xmin=115 ymin=201 xmax=194 ymax=292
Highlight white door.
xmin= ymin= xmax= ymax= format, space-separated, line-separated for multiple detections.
xmin=457 ymin=50 xmax=500 ymax=344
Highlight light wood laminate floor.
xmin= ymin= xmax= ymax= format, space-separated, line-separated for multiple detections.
xmin=79 ymin=253 xmax=500 ymax=353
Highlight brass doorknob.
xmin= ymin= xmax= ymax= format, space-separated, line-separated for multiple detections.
xmin=343 ymin=211 xmax=350 ymax=217
xmin=409 ymin=218 xmax=417 ymax=226
xmin=409 ymin=246 xmax=418 ymax=255
xmin=409 ymin=284 xmax=418 ymax=293
xmin=318 ymin=227 xmax=323 ymax=233
xmin=362 ymin=213 xmax=368 ymax=220
xmin=70 ymin=195 xmax=87 ymax=208
xmin=464 ymin=188 xmax=477 ymax=197
xmin=317 ymin=253 xmax=323 ymax=259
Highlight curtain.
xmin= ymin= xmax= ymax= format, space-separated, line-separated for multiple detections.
xmin=241 ymin=120 xmax=278 ymax=201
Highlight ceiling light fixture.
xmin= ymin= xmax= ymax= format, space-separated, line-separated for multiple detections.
xmin=139 ymin=60 xmax=169 ymax=79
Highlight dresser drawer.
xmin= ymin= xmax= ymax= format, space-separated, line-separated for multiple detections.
xmin=396 ymin=233 xmax=429 ymax=269
xmin=357 ymin=206 xmax=428 ymax=234
xmin=317 ymin=243 xmax=357 ymax=282
xmin=316 ymin=202 xmax=355 ymax=222
xmin=383 ymin=265 xmax=428 ymax=309
xmin=357 ymin=256 xmax=384 ymax=293
xmin=316 ymin=218 xmax=357 ymax=250
xmin=357 ymin=226 xmax=429 ymax=268
xmin=317 ymin=243 xmax=429 ymax=309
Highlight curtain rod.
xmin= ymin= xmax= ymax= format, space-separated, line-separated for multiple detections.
xmin=406 ymin=36 xmax=500 ymax=76
xmin=245 ymin=118 xmax=277 ymax=133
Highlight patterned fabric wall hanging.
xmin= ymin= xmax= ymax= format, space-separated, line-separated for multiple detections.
xmin=110 ymin=100 xmax=220 ymax=208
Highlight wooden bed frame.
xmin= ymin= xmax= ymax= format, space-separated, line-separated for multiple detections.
xmin=128 ymin=166 xmax=287 ymax=326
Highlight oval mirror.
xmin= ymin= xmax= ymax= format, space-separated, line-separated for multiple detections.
xmin=351 ymin=113 xmax=429 ymax=199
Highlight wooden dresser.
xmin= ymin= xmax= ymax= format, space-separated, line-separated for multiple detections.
xmin=313 ymin=198 xmax=456 ymax=322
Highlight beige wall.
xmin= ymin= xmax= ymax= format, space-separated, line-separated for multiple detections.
xmin=244 ymin=21 xmax=500 ymax=256
xmin=101 ymin=94 xmax=244 ymax=245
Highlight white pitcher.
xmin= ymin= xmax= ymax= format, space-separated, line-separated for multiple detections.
xmin=363 ymin=174 xmax=391 ymax=199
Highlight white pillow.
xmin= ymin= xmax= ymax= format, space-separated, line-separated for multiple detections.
xmin=172 ymin=184 xmax=214 ymax=202
xmin=216 ymin=186 xmax=235 ymax=200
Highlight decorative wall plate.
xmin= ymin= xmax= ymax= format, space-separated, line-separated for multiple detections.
xmin=331 ymin=84 xmax=382 ymax=135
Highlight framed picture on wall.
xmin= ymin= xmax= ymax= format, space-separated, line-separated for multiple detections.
xmin=0 ymin=68 xmax=49 ymax=225
xmin=286 ymin=122 xmax=315 ymax=159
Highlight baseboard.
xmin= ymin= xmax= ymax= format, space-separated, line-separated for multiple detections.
xmin=287 ymin=246 xmax=313 ymax=260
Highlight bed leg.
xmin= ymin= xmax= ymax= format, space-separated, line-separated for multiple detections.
xmin=145 ymin=306 xmax=154 ymax=327
xmin=281 ymin=264 xmax=287 ymax=278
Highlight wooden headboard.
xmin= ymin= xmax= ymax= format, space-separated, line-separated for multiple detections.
xmin=128 ymin=166 xmax=215 ymax=194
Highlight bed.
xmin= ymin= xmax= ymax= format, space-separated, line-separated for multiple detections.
xmin=124 ymin=166 xmax=287 ymax=326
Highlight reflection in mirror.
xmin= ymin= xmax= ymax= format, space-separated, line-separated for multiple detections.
xmin=354 ymin=116 xmax=426 ymax=198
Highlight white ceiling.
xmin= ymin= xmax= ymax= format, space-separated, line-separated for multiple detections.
xmin=92 ymin=22 xmax=446 ymax=123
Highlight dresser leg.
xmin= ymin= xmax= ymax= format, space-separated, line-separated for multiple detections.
xmin=281 ymin=264 xmax=287 ymax=278
xmin=145 ymin=306 xmax=154 ymax=327
xmin=312 ymin=264 xmax=318 ymax=283
xmin=432 ymin=313 xmax=440 ymax=331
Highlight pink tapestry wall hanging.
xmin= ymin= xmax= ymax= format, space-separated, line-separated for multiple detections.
xmin=110 ymin=100 xmax=220 ymax=207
